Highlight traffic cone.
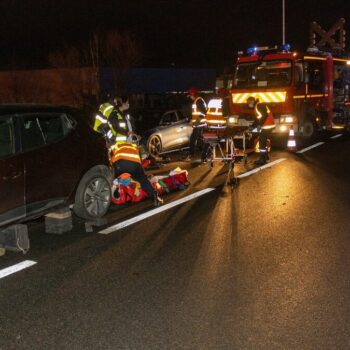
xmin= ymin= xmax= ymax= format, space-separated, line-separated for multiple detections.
xmin=287 ymin=127 xmax=297 ymax=152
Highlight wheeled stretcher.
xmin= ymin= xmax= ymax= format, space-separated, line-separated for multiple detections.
xmin=201 ymin=126 xmax=254 ymax=185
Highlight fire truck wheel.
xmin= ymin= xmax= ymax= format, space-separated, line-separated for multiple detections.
xmin=301 ymin=120 xmax=316 ymax=138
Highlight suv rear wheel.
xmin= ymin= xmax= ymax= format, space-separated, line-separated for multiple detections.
xmin=73 ymin=170 xmax=111 ymax=220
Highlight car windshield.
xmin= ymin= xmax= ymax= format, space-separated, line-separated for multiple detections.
xmin=234 ymin=60 xmax=292 ymax=88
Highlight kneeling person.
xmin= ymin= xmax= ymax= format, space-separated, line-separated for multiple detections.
xmin=112 ymin=143 xmax=163 ymax=207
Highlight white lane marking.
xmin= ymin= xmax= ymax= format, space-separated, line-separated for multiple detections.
xmin=296 ymin=142 xmax=324 ymax=154
xmin=99 ymin=188 xmax=216 ymax=234
xmin=0 ymin=260 xmax=37 ymax=280
xmin=237 ymin=158 xmax=287 ymax=179
xmin=330 ymin=134 xmax=342 ymax=139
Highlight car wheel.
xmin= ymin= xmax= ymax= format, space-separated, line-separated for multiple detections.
xmin=73 ymin=171 xmax=111 ymax=220
xmin=148 ymin=136 xmax=162 ymax=157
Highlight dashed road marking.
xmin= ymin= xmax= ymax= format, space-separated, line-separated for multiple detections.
xmin=99 ymin=188 xmax=216 ymax=234
xmin=237 ymin=158 xmax=287 ymax=178
xmin=0 ymin=260 xmax=37 ymax=280
xmin=330 ymin=134 xmax=343 ymax=140
xmin=296 ymin=142 xmax=324 ymax=154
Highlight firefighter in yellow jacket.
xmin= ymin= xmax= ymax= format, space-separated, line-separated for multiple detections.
xmin=247 ymin=96 xmax=276 ymax=165
xmin=112 ymin=143 xmax=163 ymax=207
xmin=93 ymin=95 xmax=129 ymax=146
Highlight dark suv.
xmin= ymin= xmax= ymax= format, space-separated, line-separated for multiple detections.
xmin=0 ymin=104 xmax=113 ymax=227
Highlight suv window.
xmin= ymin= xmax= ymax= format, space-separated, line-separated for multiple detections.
xmin=0 ymin=118 xmax=14 ymax=159
xmin=21 ymin=113 xmax=73 ymax=151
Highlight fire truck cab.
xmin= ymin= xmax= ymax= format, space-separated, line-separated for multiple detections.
xmin=229 ymin=45 xmax=350 ymax=138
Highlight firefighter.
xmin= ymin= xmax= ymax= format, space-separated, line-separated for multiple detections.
xmin=201 ymin=88 xmax=228 ymax=162
xmin=93 ymin=95 xmax=128 ymax=146
xmin=205 ymin=94 xmax=226 ymax=129
xmin=115 ymin=96 xmax=139 ymax=143
xmin=247 ymin=96 xmax=276 ymax=165
xmin=185 ymin=87 xmax=207 ymax=162
xmin=112 ymin=142 xmax=163 ymax=207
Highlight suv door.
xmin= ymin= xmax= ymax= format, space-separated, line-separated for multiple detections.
xmin=20 ymin=112 xmax=81 ymax=215
xmin=176 ymin=110 xmax=192 ymax=145
xmin=0 ymin=116 xmax=25 ymax=226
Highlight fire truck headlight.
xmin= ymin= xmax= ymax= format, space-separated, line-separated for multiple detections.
xmin=280 ymin=125 xmax=288 ymax=132
xmin=228 ymin=115 xmax=239 ymax=125
xmin=280 ymin=115 xmax=295 ymax=124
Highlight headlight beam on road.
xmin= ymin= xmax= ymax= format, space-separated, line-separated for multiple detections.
xmin=99 ymin=188 xmax=216 ymax=234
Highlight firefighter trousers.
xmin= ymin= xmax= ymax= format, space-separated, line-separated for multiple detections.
xmin=258 ymin=128 xmax=271 ymax=152
xmin=189 ymin=127 xmax=202 ymax=156
xmin=114 ymin=160 xmax=156 ymax=199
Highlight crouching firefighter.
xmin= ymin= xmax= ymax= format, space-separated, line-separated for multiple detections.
xmin=247 ymin=96 xmax=276 ymax=165
xmin=111 ymin=142 xmax=163 ymax=207
xmin=93 ymin=96 xmax=129 ymax=146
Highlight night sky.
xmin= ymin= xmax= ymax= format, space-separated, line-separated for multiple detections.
xmin=1 ymin=0 xmax=350 ymax=72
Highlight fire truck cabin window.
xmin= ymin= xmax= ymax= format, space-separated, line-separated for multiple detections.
xmin=234 ymin=60 xmax=292 ymax=88
xmin=307 ymin=61 xmax=323 ymax=90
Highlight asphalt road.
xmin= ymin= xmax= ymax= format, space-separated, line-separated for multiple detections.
xmin=1 ymin=133 xmax=350 ymax=349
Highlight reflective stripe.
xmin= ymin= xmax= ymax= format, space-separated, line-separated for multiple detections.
xmin=117 ymin=152 xmax=140 ymax=160
xmin=206 ymin=98 xmax=226 ymax=127
xmin=193 ymin=123 xmax=207 ymax=128
xmin=232 ymin=91 xmax=287 ymax=104
xmin=107 ymin=130 xmax=113 ymax=138
xmin=304 ymin=56 xmax=326 ymax=61
xmin=116 ymin=136 xmax=127 ymax=141
xmin=192 ymin=97 xmax=207 ymax=116
xmin=112 ymin=143 xmax=141 ymax=164
xmin=293 ymin=94 xmax=326 ymax=99
xmin=102 ymin=105 xmax=114 ymax=115
xmin=254 ymin=105 xmax=263 ymax=119
xmin=207 ymin=119 xmax=226 ymax=124
xmin=207 ymin=111 xmax=222 ymax=116
xmin=119 ymin=122 xmax=126 ymax=128
xmin=207 ymin=98 xmax=222 ymax=109
xmin=95 ymin=115 xmax=108 ymax=123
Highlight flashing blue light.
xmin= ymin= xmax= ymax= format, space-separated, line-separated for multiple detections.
xmin=247 ymin=47 xmax=257 ymax=55
xmin=282 ymin=43 xmax=291 ymax=52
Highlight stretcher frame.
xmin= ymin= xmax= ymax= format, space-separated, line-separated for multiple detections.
xmin=202 ymin=126 xmax=253 ymax=186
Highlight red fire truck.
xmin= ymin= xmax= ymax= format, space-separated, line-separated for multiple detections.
xmin=228 ymin=44 xmax=350 ymax=138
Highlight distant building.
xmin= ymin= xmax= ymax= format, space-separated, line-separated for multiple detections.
xmin=0 ymin=67 xmax=216 ymax=108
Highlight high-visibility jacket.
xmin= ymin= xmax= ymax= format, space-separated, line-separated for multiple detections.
xmin=93 ymin=103 xmax=128 ymax=143
xmin=191 ymin=96 xmax=207 ymax=128
xmin=93 ymin=102 xmax=115 ymax=137
xmin=113 ymin=111 xmax=128 ymax=144
xmin=111 ymin=143 xmax=141 ymax=164
xmin=254 ymin=102 xmax=276 ymax=130
xmin=205 ymin=98 xmax=226 ymax=129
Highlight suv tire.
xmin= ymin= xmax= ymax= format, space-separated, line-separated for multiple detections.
xmin=73 ymin=170 xmax=111 ymax=220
